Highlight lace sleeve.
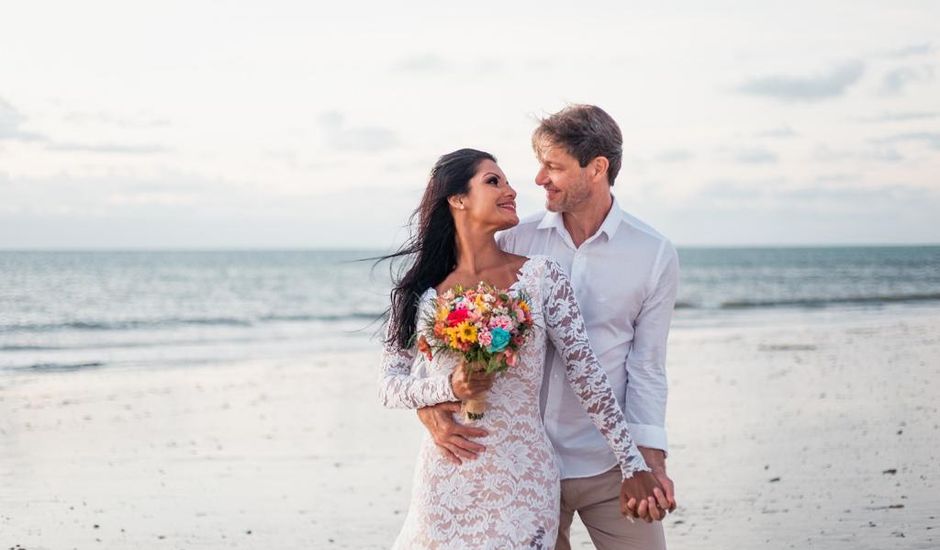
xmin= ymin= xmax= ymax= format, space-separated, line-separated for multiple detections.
xmin=378 ymin=318 xmax=458 ymax=409
xmin=540 ymin=258 xmax=651 ymax=479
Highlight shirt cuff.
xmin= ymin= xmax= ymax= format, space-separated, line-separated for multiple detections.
xmin=627 ymin=423 xmax=668 ymax=457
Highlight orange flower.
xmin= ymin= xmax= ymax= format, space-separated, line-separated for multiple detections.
xmin=417 ymin=335 xmax=433 ymax=361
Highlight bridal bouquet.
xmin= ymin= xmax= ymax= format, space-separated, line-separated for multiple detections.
xmin=417 ymin=282 xmax=534 ymax=420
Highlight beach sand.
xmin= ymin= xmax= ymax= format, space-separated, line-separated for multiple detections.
xmin=2 ymin=308 xmax=938 ymax=549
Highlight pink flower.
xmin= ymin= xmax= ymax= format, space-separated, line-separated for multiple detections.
xmin=489 ymin=315 xmax=512 ymax=331
xmin=478 ymin=329 xmax=493 ymax=347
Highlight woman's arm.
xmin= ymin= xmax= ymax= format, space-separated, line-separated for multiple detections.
xmin=540 ymin=257 xmax=650 ymax=479
xmin=378 ymin=322 xmax=458 ymax=409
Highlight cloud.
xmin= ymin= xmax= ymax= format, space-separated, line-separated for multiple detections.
xmin=317 ymin=111 xmax=399 ymax=153
xmin=814 ymin=173 xmax=859 ymax=184
xmin=734 ymin=148 xmax=778 ymax=164
xmin=694 ymin=178 xmax=784 ymax=203
xmin=0 ymin=172 xmax=230 ymax=212
xmin=63 ymin=110 xmax=170 ymax=129
xmin=1 ymin=97 xmax=169 ymax=154
xmin=660 ymin=179 xmax=940 ymax=245
xmin=394 ymin=54 xmax=449 ymax=74
xmin=880 ymin=65 xmax=935 ymax=95
xmin=778 ymin=184 xmax=937 ymax=206
xmin=873 ymin=132 xmax=940 ymax=150
xmin=883 ymin=43 xmax=935 ymax=59
xmin=0 ymin=97 xmax=47 ymax=142
xmin=737 ymin=61 xmax=865 ymax=102
xmin=654 ymin=149 xmax=693 ymax=163
xmin=855 ymin=111 xmax=940 ymax=123
xmin=697 ymin=178 xmax=935 ymax=207
xmin=812 ymin=144 xmax=904 ymax=163
xmin=472 ymin=57 xmax=504 ymax=75
xmin=0 ymin=172 xmax=425 ymax=248
xmin=46 ymin=142 xmax=170 ymax=154
xmin=755 ymin=126 xmax=797 ymax=138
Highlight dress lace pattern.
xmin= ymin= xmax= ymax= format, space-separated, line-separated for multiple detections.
xmin=379 ymin=256 xmax=649 ymax=549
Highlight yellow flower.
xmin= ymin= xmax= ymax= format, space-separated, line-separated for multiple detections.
xmin=456 ymin=321 xmax=478 ymax=344
xmin=436 ymin=306 xmax=449 ymax=322
xmin=445 ymin=327 xmax=461 ymax=349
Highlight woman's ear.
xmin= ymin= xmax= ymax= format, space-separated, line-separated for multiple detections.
xmin=447 ymin=195 xmax=466 ymax=210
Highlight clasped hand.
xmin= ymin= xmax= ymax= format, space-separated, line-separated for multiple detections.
xmin=620 ymin=470 xmax=674 ymax=522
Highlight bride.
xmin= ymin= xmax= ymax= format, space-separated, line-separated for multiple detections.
xmin=379 ymin=148 xmax=663 ymax=549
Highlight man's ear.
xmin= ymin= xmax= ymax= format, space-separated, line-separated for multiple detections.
xmin=591 ymin=156 xmax=610 ymax=183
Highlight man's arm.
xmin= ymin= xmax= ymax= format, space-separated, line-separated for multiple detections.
xmin=625 ymin=242 xmax=679 ymax=510
xmin=624 ymin=241 xmax=678 ymax=451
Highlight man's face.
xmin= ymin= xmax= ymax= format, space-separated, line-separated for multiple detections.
xmin=533 ymin=138 xmax=591 ymax=213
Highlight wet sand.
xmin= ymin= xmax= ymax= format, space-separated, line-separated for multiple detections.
xmin=2 ymin=308 xmax=938 ymax=549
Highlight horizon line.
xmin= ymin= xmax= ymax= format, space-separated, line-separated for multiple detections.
xmin=2 ymin=243 xmax=939 ymax=252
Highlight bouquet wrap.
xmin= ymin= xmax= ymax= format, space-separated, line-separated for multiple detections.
xmin=461 ymin=361 xmax=488 ymax=421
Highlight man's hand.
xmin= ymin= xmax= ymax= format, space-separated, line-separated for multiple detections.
xmin=639 ymin=446 xmax=677 ymax=514
xmin=619 ymin=470 xmax=666 ymax=523
xmin=416 ymin=402 xmax=489 ymax=465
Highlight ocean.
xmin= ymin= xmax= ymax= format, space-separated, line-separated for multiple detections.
xmin=2 ymin=246 xmax=939 ymax=373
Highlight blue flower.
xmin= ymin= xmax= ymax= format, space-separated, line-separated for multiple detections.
xmin=487 ymin=328 xmax=511 ymax=353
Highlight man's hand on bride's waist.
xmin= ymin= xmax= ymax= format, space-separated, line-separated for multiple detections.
xmin=417 ymin=403 xmax=490 ymax=465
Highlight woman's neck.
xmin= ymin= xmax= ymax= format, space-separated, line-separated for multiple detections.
xmin=452 ymin=224 xmax=505 ymax=275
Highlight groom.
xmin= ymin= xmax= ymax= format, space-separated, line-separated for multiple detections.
xmin=417 ymin=104 xmax=678 ymax=549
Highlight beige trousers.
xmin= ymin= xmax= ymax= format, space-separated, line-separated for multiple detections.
xmin=555 ymin=467 xmax=667 ymax=550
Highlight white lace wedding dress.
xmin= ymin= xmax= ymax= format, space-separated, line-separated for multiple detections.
xmin=379 ymin=256 xmax=649 ymax=550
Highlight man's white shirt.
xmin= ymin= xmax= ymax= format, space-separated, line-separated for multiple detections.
xmin=497 ymin=197 xmax=678 ymax=480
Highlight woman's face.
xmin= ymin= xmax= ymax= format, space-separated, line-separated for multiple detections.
xmin=455 ymin=159 xmax=518 ymax=231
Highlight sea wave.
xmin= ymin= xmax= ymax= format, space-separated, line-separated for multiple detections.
xmin=719 ymin=292 xmax=940 ymax=309
xmin=4 ymin=293 xmax=939 ymax=335
xmin=0 ymin=312 xmax=387 ymax=334
xmin=10 ymin=361 xmax=107 ymax=372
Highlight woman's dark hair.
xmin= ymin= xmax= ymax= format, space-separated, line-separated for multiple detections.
xmin=380 ymin=148 xmax=496 ymax=349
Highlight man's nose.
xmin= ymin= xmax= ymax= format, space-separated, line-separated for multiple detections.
xmin=535 ymin=167 xmax=549 ymax=186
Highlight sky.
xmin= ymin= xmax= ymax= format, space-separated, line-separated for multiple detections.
xmin=1 ymin=0 xmax=938 ymax=249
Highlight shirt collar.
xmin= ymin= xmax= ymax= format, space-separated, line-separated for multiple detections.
xmin=536 ymin=209 xmax=565 ymax=231
xmin=598 ymin=196 xmax=626 ymax=239
xmin=536 ymin=196 xmax=625 ymax=241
